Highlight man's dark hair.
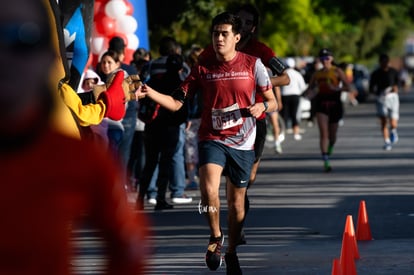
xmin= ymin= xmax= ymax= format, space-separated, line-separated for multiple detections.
xmin=158 ymin=36 xmax=178 ymax=56
xmin=235 ymin=4 xmax=260 ymax=27
xmin=211 ymin=12 xmax=242 ymax=35
xmin=108 ymin=36 xmax=126 ymax=54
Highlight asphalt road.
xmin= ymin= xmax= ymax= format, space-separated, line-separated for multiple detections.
xmin=73 ymin=91 xmax=414 ymax=275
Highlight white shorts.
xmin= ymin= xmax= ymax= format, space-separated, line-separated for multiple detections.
xmin=376 ymin=93 xmax=399 ymax=120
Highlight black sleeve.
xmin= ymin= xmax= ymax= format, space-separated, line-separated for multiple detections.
xmin=268 ymin=57 xmax=288 ymax=76
xmin=171 ymin=88 xmax=186 ymax=104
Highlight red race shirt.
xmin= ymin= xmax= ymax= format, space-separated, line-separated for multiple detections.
xmin=182 ymin=52 xmax=271 ymax=150
xmin=199 ymin=40 xmax=276 ymax=120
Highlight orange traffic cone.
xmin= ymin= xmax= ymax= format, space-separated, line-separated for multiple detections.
xmin=343 ymin=215 xmax=360 ymax=259
xmin=340 ymin=225 xmax=357 ymax=275
xmin=356 ymin=200 xmax=373 ymax=241
xmin=331 ymin=258 xmax=342 ymax=275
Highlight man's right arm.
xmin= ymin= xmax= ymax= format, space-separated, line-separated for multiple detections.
xmin=136 ymin=84 xmax=184 ymax=112
xmin=268 ymin=57 xmax=290 ymax=86
xmin=270 ymin=72 xmax=290 ymax=87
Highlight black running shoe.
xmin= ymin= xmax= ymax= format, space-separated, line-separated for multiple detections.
xmin=225 ymin=252 xmax=242 ymax=275
xmin=154 ymin=200 xmax=173 ymax=210
xmin=205 ymin=233 xmax=224 ymax=270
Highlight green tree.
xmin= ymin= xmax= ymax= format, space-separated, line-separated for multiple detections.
xmin=145 ymin=0 xmax=414 ymax=64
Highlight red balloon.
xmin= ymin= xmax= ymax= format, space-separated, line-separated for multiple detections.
xmin=95 ymin=14 xmax=116 ymax=36
xmin=124 ymin=48 xmax=134 ymax=64
xmin=94 ymin=1 xmax=102 ymax=15
xmin=124 ymin=1 xmax=134 ymax=15
xmin=91 ymin=53 xmax=100 ymax=68
xmin=94 ymin=0 xmax=110 ymax=16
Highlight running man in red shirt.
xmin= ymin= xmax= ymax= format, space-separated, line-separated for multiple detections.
xmin=136 ymin=11 xmax=277 ymax=274
xmin=198 ymin=3 xmax=290 ymax=245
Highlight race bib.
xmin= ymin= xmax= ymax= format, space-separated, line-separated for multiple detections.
xmin=211 ymin=103 xmax=243 ymax=130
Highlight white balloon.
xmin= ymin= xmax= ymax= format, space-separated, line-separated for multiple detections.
xmin=90 ymin=36 xmax=107 ymax=55
xmin=98 ymin=49 xmax=107 ymax=61
xmin=116 ymin=15 xmax=138 ymax=34
xmin=105 ymin=0 xmax=127 ymax=19
xmin=126 ymin=33 xmax=139 ymax=50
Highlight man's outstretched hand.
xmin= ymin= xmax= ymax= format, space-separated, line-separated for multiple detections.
xmin=134 ymin=84 xmax=152 ymax=100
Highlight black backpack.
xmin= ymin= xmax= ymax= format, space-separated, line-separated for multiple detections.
xmin=137 ymin=96 xmax=160 ymax=124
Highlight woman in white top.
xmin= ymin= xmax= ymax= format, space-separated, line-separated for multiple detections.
xmin=281 ymin=58 xmax=307 ymax=140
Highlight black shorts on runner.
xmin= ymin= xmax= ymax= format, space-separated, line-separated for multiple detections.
xmin=315 ymin=98 xmax=343 ymax=123
xmin=198 ymin=140 xmax=255 ymax=188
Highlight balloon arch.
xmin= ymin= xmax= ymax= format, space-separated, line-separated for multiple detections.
xmin=90 ymin=0 xmax=148 ymax=66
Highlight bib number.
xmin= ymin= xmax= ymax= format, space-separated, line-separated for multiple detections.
xmin=211 ymin=103 xmax=243 ymax=130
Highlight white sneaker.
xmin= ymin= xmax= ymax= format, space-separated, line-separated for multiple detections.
xmin=383 ymin=143 xmax=392 ymax=151
xmin=275 ymin=142 xmax=282 ymax=154
xmin=350 ymin=99 xmax=359 ymax=106
xmin=266 ymin=134 xmax=275 ymax=142
xmin=278 ymin=133 xmax=285 ymax=143
xmin=294 ymin=134 xmax=302 ymax=141
xmin=172 ymin=195 xmax=193 ymax=204
xmin=148 ymin=198 xmax=157 ymax=205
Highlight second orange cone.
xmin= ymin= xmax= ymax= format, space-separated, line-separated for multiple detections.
xmin=356 ymin=200 xmax=373 ymax=241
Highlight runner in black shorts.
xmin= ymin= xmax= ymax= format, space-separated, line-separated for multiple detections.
xmin=196 ymin=2 xmax=289 ymax=260
xmin=135 ymin=12 xmax=277 ymax=273
xmin=304 ymin=48 xmax=350 ymax=172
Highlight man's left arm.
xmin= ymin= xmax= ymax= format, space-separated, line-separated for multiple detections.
xmin=248 ymin=58 xmax=278 ymax=118
xmin=249 ymin=89 xmax=277 ymax=118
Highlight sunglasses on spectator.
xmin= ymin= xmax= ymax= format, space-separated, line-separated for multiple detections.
xmin=0 ymin=22 xmax=50 ymax=53
xmin=320 ymin=56 xmax=331 ymax=61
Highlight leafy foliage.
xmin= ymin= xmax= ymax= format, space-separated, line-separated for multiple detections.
xmin=146 ymin=0 xmax=414 ymax=64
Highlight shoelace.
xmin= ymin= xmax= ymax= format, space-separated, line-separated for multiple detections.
xmin=208 ymin=236 xmax=223 ymax=254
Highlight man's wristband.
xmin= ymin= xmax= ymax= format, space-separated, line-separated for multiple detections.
xmin=263 ymin=101 xmax=269 ymax=112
